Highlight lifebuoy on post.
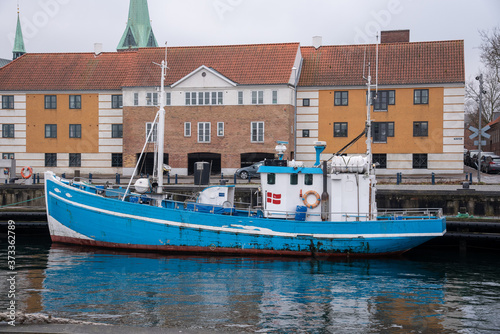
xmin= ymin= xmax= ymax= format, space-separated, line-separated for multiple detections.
xmin=21 ymin=166 xmax=33 ymax=179
xmin=302 ymin=190 xmax=321 ymax=209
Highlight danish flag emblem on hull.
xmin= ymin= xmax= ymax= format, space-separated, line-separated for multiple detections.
xmin=267 ymin=192 xmax=281 ymax=205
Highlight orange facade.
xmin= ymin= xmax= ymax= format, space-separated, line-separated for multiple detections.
xmin=26 ymin=94 xmax=99 ymax=153
xmin=318 ymin=87 xmax=444 ymax=154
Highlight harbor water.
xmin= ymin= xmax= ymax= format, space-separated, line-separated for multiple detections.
xmin=1 ymin=235 xmax=500 ymax=333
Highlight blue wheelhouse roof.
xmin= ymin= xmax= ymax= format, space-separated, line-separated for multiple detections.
xmin=258 ymin=166 xmax=323 ymax=174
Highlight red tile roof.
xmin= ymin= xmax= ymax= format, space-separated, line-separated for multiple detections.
xmin=124 ymin=43 xmax=300 ymax=87
xmin=0 ymin=43 xmax=300 ymax=91
xmin=487 ymin=115 xmax=500 ymax=127
xmin=299 ymin=40 xmax=464 ymax=87
xmin=0 ymin=52 xmax=137 ymax=91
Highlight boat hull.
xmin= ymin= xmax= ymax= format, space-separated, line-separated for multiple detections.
xmin=45 ymin=173 xmax=446 ymax=258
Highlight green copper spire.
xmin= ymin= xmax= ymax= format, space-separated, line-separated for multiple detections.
xmin=13 ymin=10 xmax=26 ymax=60
xmin=117 ymin=0 xmax=158 ymax=50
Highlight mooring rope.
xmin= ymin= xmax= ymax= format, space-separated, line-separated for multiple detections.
xmin=0 ymin=312 xmax=110 ymax=326
xmin=0 ymin=195 xmax=45 ymax=208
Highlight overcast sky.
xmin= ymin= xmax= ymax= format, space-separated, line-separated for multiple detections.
xmin=1 ymin=0 xmax=499 ymax=80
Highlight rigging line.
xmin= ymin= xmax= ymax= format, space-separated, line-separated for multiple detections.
xmin=328 ymin=129 xmax=367 ymax=160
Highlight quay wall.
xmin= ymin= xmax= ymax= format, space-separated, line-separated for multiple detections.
xmin=1 ymin=184 xmax=500 ymax=217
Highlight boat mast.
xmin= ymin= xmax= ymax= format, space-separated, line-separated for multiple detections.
xmin=364 ymin=34 xmax=379 ymax=175
xmin=156 ymin=44 xmax=168 ymax=195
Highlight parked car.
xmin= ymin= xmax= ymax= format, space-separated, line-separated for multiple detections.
xmin=235 ymin=161 xmax=263 ymax=179
xmin=481 ymin=155 xmax=500 ymax=174
xmin=471 ymin=151 xmax=495 ymax=168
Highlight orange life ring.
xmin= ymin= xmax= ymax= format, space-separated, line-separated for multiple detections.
xmin=21 ymin=166 xmax=33 ymax=179
xmin=302 ymin=190 xmax=320 ymax=209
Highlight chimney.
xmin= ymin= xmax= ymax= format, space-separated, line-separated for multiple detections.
xmin=312 ymin=36 xmax=322 ymax=49
xmin=380 ymin=30 xmax=410 ymax=43
xmin=94 ymin=43 xmax=103 ymax=56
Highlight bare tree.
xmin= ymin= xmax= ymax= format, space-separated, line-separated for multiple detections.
xmin=465 ymin=68 xmax=500 ymax=128
xmin=480 ymin=27 xmax=500 ymax=81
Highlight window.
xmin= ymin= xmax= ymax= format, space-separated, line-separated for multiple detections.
xmin=134 ymin=93 xmax=139 ymax=106
xmin=69 ymin=95 xmax=81 ymax=109
xmin=304 ymin=174 xmax=313 ymax=185
xmin=290 ymin=173 xmax=298 ymax=185
xmin=185 ymin=92 xmax=191 ymax=105
xmin=146 ymin=122 xmax=157 ymax=143
xmin=198 ymin=122 xmax=210 ymax=143
xmin=413 ymin=154 xmax=428 ymax=169
xmin=373 ymin=154 xmax=387 ymax=169
xmin=205 ymin=92 xmax=210 ymax=105
xmin=146 ymin=93 xmax=152 ymax=106
xmin=2 ymin=96 xmax=14 ymax=109
xmin=272 ymin=91 xmax=278 ymax=104
xmin=45 ymin=124 xmax=57 ymax=138
xmin=217 ymin=122 xmax=224 ymax=137
xmin=2 ymin=153 xmax=14 ymax=159
xmin=372 ymin=122 xmax=394 ymax=143
xmin=252 ymin=91 xmax=264 ymax=104
xmin=69 ymin=124 xmax=81 ymax=138
xmin=45 ymin=153 xmax=57 ymax=167
xmin=153 ymin=92 xmax=158 ymax=106
xmin=371 ymin=90 xmax=395 ymax=111
xmin=238 ymin=91 xmax=243 ymax=105
xmin=334 ymin=122 xmax=348 ymax=137
xmin=211 ymin=92 xmax=216 ymax=105
xmin=112 ymin=124 xmax=123 ymax=138
xmin=303 ymin=98 xmax=310 ymax=106
xmin=111 ymin=153 xmax=123 ymax=167
xmin=2 ymin=124 xmax=14 ymax=138
xmin=302 ymin=129 xmax=310 ymax=137
xmin=166 ymin=92 xmax=171 ymax=106
xmin=414 ymin=89 xmax=429 ymax=104
xmin=112 ymin=95 xmax=123 ymax=109
xmin=45 ymin=95 xmax=57 ymax=109
xmin=185 ymin=92 xmax=223 ymax=105
xmin=218 ymin=92 xmax=223 ymax=105
xmin=251 ymin=122 xmax=264 ymax=142
xmin=184 ymin=122 xmax=191 ymax=137
xmin=334 ymin=91 xmax=348 ymax=106
xmin=191 ymin=92 xmax=197 ymax=105
xmin=267 ymin=173 xmax=276 ymax=185
xmin=69 ymin=153 xmax=81 ymax=167
xmin=413 ymin=121 xmax=428 ymax=137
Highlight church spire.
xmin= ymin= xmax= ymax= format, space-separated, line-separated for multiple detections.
xmin=13 ymin=5 xmax=26 ymax=60
xmin=117 ymin=0 xmax=158 ymax=51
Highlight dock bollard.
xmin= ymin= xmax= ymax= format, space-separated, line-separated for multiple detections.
xmin=167 ymin=172 xmax=170 ymax=184
xmin=248 ymin=175 xmax=251 ymax=183
xmin=89 ymin=173 xmax=92 ymax=182
xmin=234 ymin=174 xmax=237 ymax=184
xmin=37 ymin=173 xmax=40 ymax=184
xmin=175 ymin=174 xmax=178 ymax=184
xmin=32 ymin=173 xmax=36 ymax=183
xmin=62 ymin=173 xmax=66 ymax=179
xmin=469 ymin=173 xmax=473 ymax=184
xmin=115 ymin=173 xmax=120 ymax=184
xmin=431 ymin=172 xmax=435 ymax=185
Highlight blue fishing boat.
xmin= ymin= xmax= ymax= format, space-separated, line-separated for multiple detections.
xmin=44 ymin=54 xmax=446 ymax=258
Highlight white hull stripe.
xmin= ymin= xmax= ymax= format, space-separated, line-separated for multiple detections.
xmin=48 ymin=190 xmax=445 ymax=240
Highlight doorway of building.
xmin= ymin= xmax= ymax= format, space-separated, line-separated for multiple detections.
xmin=187 ymin=153 xmax=221 ymax=175
xmin=136 ymin=153 xmax=168 ymax=176
xmin=240 ymin=152 xmax=275 ymax=168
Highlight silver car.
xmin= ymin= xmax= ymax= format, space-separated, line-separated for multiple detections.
xmin=482 ymin=156 xmax=500 ymax=174
xmin=235 ymin=161 xmax=263 ymax=179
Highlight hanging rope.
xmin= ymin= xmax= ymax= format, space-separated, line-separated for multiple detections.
xmin=0 ymin=195 xmax=45 ymax=208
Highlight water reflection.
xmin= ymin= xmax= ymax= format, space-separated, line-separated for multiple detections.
xmin=1 ymin=238 xmax=500 ymax=333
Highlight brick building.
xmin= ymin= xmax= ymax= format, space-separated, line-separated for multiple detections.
xmin=486 ymin=116 xmax=500 ymax=156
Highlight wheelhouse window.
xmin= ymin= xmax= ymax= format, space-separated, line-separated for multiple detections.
xmin=373 ymin=153 xmax=387 ymax=169
xmin=372 ymin=122 xmax=394 ymax=143
xmin=414 ymin=89 xmax=429 ymax=104
xmin=334 ymin=91 xmax=348 ymax=106
xmin=112 ymin=124 xmax=123 ymax=138
xmin=2 ymin=96 xmax=14 ymax=109
xmin=111 ymin=95 xmax=123 ymax=109
xmin=69 ymin=153 xmax=81 ymax=167
xmin=251 ymin=122 xmax=264 ymax=142
xmin=2 ymin=153 xmax=14 ymax=159
xmin=45 ymin=124 xmax=57 ymax=138
xmin=111 ymin=153 xmax=123 ymax=167
xmin=290 ymin=173 xmax=298 ymax=185
xmin=45 ymin=95 xmax=57 ymax=109
xmin=413 ymin=121 xmax=428 ymax=137
xmin=198 ymin=122 xmax=211 ymax=143
xmin=334 ymin=122 xmax=348 ymax=137
xmin=69 ymin=124 xmax=81 ymax=138
xmin=69 ymin=95 xmax=81 ymax=109
xmin=413 ymin=154 xmax=428 ymax=169
xmin=267 ymin=173 xmax=276 ymax=185
xmin=304 ymin=174 xmax=313 ymax=185
xmin=45 ymin=153 xmax=57 ymax=167
xmin=2 ymin=124 xmax=14 ymax=138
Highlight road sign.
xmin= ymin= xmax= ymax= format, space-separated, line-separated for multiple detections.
xmin=474 ymin=140 xmax=486 ymax=146
xmin=469 ymin=125 xmax=491 ymax=140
